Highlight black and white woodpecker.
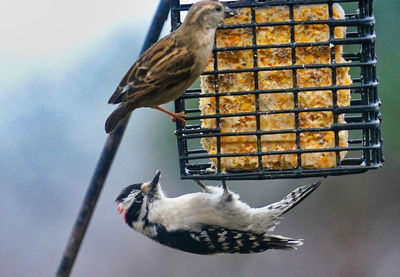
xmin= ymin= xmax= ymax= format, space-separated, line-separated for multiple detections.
xmin=116 ymin=170 xmax=320 ymax=254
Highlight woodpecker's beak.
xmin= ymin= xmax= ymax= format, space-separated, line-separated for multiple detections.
xmin=224 ymin=6 xmax=237 ymax=18
xmin=150 ymin=169 xmax=161 ymax=189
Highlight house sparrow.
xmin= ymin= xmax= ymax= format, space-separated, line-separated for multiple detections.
xmin=105 ymin=0 xmax=236 ymax=133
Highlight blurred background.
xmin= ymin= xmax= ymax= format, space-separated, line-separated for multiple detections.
xmin=1 ymin=0 xmax=399 ymax=276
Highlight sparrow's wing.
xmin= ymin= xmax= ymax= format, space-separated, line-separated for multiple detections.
xmin=108 ymin=33 xmax=195 ymax=105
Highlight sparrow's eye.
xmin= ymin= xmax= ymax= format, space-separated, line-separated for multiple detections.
xmin=215 ymin=6 xmax=222 ymax=12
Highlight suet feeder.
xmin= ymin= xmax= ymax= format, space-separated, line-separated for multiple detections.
xmin=172 ymin=0 xmax=383 ymax=180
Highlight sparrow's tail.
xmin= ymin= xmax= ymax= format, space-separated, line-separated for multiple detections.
xmin=105 ymin=104 xmax=136 ymax=133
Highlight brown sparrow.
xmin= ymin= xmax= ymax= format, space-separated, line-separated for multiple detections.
xmin=105 ymin=0 xmax=236 ymax=133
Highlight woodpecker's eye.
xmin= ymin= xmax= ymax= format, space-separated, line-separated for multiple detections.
xmin=215 ymin=6 xmax=222 ymax=12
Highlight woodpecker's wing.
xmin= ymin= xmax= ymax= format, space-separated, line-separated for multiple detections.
xmin=153 ymin=224 xmax=302 ymax=255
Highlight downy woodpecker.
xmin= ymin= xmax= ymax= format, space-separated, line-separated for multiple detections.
xmin=116 ymin=170 xmax=320 ymax=254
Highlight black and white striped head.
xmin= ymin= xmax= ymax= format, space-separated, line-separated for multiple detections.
xmin=115 ymin=170 xmax=162 ymax=227
xmin=184 ymin=1 xmax=236 ymax=30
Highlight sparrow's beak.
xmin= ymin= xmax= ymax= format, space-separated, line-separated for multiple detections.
xmin=150 ymin=169 xmax=161 ymax=189
xmin=224 ymin=6 xmax=237 ymax=18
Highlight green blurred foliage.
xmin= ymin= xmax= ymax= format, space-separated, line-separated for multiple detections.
xmin=375 ymin=0 xmax=400 ymax=158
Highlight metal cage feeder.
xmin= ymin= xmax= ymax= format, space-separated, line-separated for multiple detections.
xmin=172 ymin=0 xmax=383 ymax=180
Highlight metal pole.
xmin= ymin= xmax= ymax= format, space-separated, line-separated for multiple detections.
xmin=55 ymin=1 xmax=171 ymax=276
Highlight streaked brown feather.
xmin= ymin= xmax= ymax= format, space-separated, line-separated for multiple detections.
xmin=109 ymin=33 xmax=195 ymax=106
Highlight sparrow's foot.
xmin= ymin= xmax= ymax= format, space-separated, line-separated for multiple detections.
xmin=170 ymin=111 xmax=187 ymax=126
xmin=155 ymin=107 xmax=187 ymax=126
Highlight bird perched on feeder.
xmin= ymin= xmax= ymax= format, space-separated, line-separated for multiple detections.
xmin=116 ymin=170 xmax=320 ymax=254
xmin=105 ymin=0 xmax=236 ymax=133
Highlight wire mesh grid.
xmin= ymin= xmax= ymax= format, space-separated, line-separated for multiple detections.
xmin=172 ymin=0 xmax=383 ymax=180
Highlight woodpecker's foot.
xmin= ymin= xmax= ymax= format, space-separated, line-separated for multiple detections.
xmin=222 ymin=180 xmax=229 ymax=194
xmin=194 ymin=180 xmax=211 ymax=193
xmin=221 ymin=181 xmax=232 ymax=202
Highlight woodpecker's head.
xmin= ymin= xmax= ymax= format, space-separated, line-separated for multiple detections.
xmin=115 ymin=169 xmax=162 ymax=227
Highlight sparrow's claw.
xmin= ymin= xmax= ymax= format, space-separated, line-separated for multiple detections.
xmin=155 ymin=107 xmax=187 ymax=126
xmin=170 ymin=112 xmax=187 ymax=126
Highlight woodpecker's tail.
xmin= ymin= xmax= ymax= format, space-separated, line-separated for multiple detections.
xmin=279 ymin=181 xmax=321 ymax=215
xmin=256 ymin=181 xmax=320 ymax=233
xmin=263 ymin=181 xmax=321 ymax=216
xmin=105 ymin=104 xmax=136 ymax=133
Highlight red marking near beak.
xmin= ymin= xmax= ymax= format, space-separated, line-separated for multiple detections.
xmin=117 ymin=203 xmax=124 ymax=215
